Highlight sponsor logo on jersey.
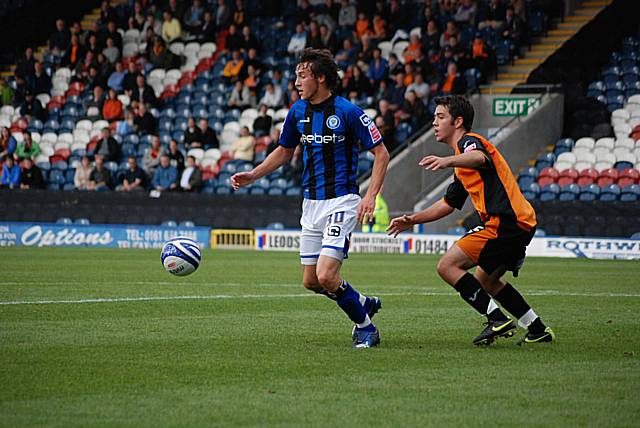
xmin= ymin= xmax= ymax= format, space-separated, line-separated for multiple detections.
xmin=463 ymin=142 xmax=477 ymax=153
xmin=326 ymin=115 xmax=340 ymax=129
xmin=301 ymin=133 xmax=346 ymax=144
xmin=368 ymin=122 xmax=382 ymax=143
xmin=359 ymin=113 xmax=372 ymax=127
xmin=299 ymin=117 xmax=311 ymax=123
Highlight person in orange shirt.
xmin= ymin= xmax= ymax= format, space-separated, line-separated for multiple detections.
xmin=222 ymin=50 xmax=244 ymax=83
xmin=102 ymin=88 xmax=123 ymax=122
xmin=387 ymin=95 xmax=555 ymax=346
xmin=403 ymin=34 xmax=422 ymax=64
xmin=355 ymin=12 xmax=371 ymax=40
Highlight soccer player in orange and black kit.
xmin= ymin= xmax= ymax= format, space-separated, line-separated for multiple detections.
xmin=387 ymin=95 xmax=555 ymax=346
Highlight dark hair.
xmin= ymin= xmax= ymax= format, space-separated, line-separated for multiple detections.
xmin=434 ymin=95 xmax=474 ymax=132
xmin=298 ymin=48 xmax=340 ymax=91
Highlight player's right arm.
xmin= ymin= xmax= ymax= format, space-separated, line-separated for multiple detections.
xmin=231 ymin=104 xmax=301 ymax=190
xmin=387 ymin=199 xmax=454 ymax=237
xmin=231 ymin=145 xmax=295 ymax=189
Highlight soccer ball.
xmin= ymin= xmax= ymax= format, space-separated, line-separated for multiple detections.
xmin=161 ymin=237 xmax=202 ymax=276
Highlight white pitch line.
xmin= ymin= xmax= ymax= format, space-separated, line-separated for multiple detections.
xmin=0 ymin=290 xmax=639 ymax=306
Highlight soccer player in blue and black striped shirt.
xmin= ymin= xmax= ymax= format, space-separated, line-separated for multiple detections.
xmin=232 ymin=48 xmax=390 ymax=348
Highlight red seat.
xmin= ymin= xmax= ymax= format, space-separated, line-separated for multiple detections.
xmin=577 ymin=168 xmax=598 ymax=186
xmin=69 ymin=81 xmax=85 ymax=92
xmin=617 ymin=168 xmax=639 ymax=187
xmin=49 ymin=154 xmax=67 ymax=165
xmin=54 ymin=148 xmax=71 ymax=159
xmin=86 ymin=139 xmax=98 ymax=153
xmin=596 ymin=168 xmax=618 ymax=186
xmin=557 ymin=168 xmax=579 ymax=186
xmin=537 ymin=167 xmax=559 ymax=186
xmin=201 ymin=164 xmax=220 ymax=180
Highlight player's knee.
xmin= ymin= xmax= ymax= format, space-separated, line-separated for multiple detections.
xmin=316 ymin=270 xmax=338 ymax=290
xmin=436 ymin=258 xmax=451 ymax=280
xmin=302 ymin=279 xmax=320 ymax=290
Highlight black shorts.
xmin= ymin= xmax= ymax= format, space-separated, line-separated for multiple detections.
xmin=457 ymin=220 xmax=535 ymax=276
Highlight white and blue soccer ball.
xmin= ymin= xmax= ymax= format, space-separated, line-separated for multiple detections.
xmin=161 ymin=237 xmax=202 ymax=276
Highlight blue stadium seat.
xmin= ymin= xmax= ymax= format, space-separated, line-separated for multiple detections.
xmin=358 ymin=158 xmax=373 ymax=176
xmin=160 ymin=108 xmax=176 ymax=119
xmin=539 ymin=183 xmax=560 ymax=201
xmin=202 ymin=186 xmax=216 ymax=194
xmin=535 ymin=152 xmax=556 ymax=171
xmin=75 ymin=218 xmax=90 ymax=225
xmin=285 ymin=187 xmax=301 ymax=196
xmin=620 ymin=184 xmax=640 ymax=201
xmin=599 ymin=184 xmax=621 ymax=201
xmin=125 ymin=134 xmax=139 ymax=145
xmin=159 ymin=118 xmax=173 ymax=132
xmin=517 ymin=175 xmax=536 ymax=189
xmin=249 ymin=186 xmax=266 ymax=195
xmin=464 ymin=68 xmax=481 ymax=92
xmin=43 ymin=119 xmax=59 ymax=132
xmin=174 ymin=117 xmax=189 ymax=131
xmin=579 ymin=184 xmax=601 ymax=201
xmin=162 ymin=220 xmax=178 ymax=227
xmin=56 ymin=217 xmax=73 ymax=224
xmin=215 ymin=184 xmax=232 ymax=194
xmin=52 ymin=160 xmax=68 ymax=171
xmin=267 ymin=187 xmax=285 ymax=195
xmin=104 ymin=161 xmax=118 ymax=172
xmin=64 ymin=169 xmax=75 ymax=184
xmin=586 ymin=81 xmax=604 ymax=98
xmin=136 ymin=143 xmax=151 ymax=157
xmin=558 ymin=184 xmax=580 ymax=201
xmin=48 ymin=170 xmax=66 ymax=186
xmin=269 ymin=178 xmax=288 ymax=189
xmin=553 ymin=138 xmax=574 ymax=156
xmin=604 ymin=81 xmax=624 ymax=98
xmin=494 ymin=40 xmax=513 ymax=66
xmin=28 ymin=119 xmax=43 ymax=132
xmin=528 ymin=11 xmax=546 ymax=36
xmin=179 ymin=221 xmax=195 ymax=227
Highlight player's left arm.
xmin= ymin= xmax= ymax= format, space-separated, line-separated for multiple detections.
xmin=359 ymin=143 xmax=389 ymax=224
xmin=419 ymin=150 xmax=486 ymax=171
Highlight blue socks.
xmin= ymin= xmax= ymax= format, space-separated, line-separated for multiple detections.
xmin=334 ymin=280 xmax=374 ymax=330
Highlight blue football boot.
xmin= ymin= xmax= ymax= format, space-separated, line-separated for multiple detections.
xmin=351 ymin=296 xmax=382 ymax=340
xmin=353 ymin=327 xmax=381 ymax=348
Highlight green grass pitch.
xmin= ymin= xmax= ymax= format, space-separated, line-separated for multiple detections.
xmin=1 ymin=247 xmax=639 ymax=427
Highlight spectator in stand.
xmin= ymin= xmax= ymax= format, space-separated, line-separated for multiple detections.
xmin=397 ymin=90 xmax=429 ymax=130
xmin=161 ymin=11 xmax=182 ymax=43
xmin=230 ymin=126 xmax=254 ymax=161
xmin=319 ymin=23 xmax=339 ymax=53
xmin=228 ymin=80 xmax=254 ymax=109
xmin=19 ymin=91 xmax=46 ymax=122
xmin=98 ymin=1 xmax=116 ymax=26
xmin=233 ymin=0 xmax=247 ymax=27
xmin=15 ymin=132 xmax=41 ymax=161
xmin=102 ymin=37 xmax=120 ymax=64
xmin=117 ymin=156 xmax=147 ymax=192
xmin=387 ymin=52 xmax=404 ymax=77
xmin=13 ymin=76 xmax=28 ymax=106
xmin=1 ymin=156 xmax=20 ymax=189
xmin=296 ymin=0 xmax=315 ymax=25
xmin=478 ymin=0 xmax=506 ymax=30
xmin=446 ymin=34 xmax=466 ymax=64
xmin=343 ymin=65 xmax=371 ymax=100
xmin=306 ymin=20 xmax=324 ymax=49
xmin=197 ymin=10 xmax=216 ymax=42
xmin=369 ymin=48 xmax=388 ymax=86
xmin=74 ymin=155 xmax=93 ymax=190
xmin=388 ymin=0 xmax=407 ymax=35
xmin=94 ymin=53 xmax=113 ymax=88
xmin=100 ymin=21 xmax=123 ymax=50
xmin=85 ymin=33 xmax=101 ymax=57
xmin=357 ymin=34 xmax=375 ymax=67
xmin=407 ymin=72 xmax=430 ymax=103
xmin=130 ymin=2 xmax=146 ymax=30
xmin=0 ymin=79 xmax=14 ymax=107
xmin=288 ymin=88 xmax=300 ymax=107
xmin=215 ymin=0 xmax=232 ymax=30
xmin=335 ymin=38 xmax=358 ymax=69
xmin=179 ymin=155 xmax=202 ymax=192
xmin=134 ymin=102 xmax=157 ymax=135
xmin=131 ymin=74 xmax=157 ymax=108
xmin=183 ymin=0 xmax=204 ymax=34
xmin=152 ymin=154 xmax=178 ymax=191
xmin=422 ymin=19 xmax=441 ymax=57
xmin=102 ymin=89 xmax=124 ymax=122
xmin=455 ymin=0 xmax=477 ymax=25
xmin=225 ymin=24 xmax=244 ymax=53
xmin=167 ymin=0 xmax=186 ymax=21
xmin=62 ymin=34 xmax=84 ymax=68
xmin=371 ymin=14 xmax=387 ymax=41
xmin=94 ymin=127 xmax=121 ymax=162
xmin=288 ymin=24 xmax=307 ymax=56
xmin=49 ymin=19 xmax=71 ymax=55
xmin=223 ymin=50 xmax=245 ymax=83
xmin=29 ymin=62 xmax=52 ymax=95
xmin=243 ymin=65 xmax=260 ymax=95
xmin=198 ymin=119 xmax=219 ymax=149
xmin=167 ymin=139 xmax=185 ymax=173
xmin=15 ymin=47 xmax=35 ymax=80
xmin=438 ymin=61 xmax=467 ymax=95
xmin=440 ymin=20 xmax=459 ymax=49
xmin=253 ymin=104 xmax=273 ymax=137
xmin=116 ymin=107 xmax=136 ymax=137
xmin=143 ymin=135 xmax=165 ymax=174
xmin=436 ymin=45 xmax=455 ymax=76
xmin=74 ymin=50 xmax=96 ymax=81
xmin=404 ymin=34 xmax=423 ymax=64
xmin=143 ymin=14 xmax=162 ymax=40
xmin=183 ymin=117 xmax=203 ymax=150
xmin=389 ymin=72 xmax=407 ymax=110
xmin=148 ymin=37 xmax=177 ymax=70
xmin=107 ymin=62 xmax=126 ymax=92
xmin=243 ymin=48 xmax=264 ymax=77
xmin=338 ymin=0 xmax=356 ymax=29
xmin=376 ymin=99 xmax=397 ymax=149
xmin=502 ymin=6 xmax=523 ymax=48
xmin=355 ymin=13 xmax=371 ymax=40
xmin=123 ymin=62 xmax=140 ymax=93
xmin=19 ymin=158 xmax=44 ymax=190
xmin=467 ymin=32 xmax=494 ymax=79
xmin=259 ymin=81 xmax=283 ymax=109
xmin=84 ymin=85 xmax=104 ymax=119
xmin=240 ymin=25 xmax=260 ymax=53
xmin=88 ymin=154 xmax=112 ymax=190
xmin=0 ymin=128 xmax=17 ymax=159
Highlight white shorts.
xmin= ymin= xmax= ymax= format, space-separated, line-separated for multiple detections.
xmin=299 ymin=193 xmax=360 ymax=265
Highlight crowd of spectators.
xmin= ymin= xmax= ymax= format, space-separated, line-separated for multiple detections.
xmin=0 ymin=0 xmax=552 ymax=193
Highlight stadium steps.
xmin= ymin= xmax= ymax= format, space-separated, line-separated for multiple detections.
xmin=481 ymin=0 xmax=612 ymax=94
